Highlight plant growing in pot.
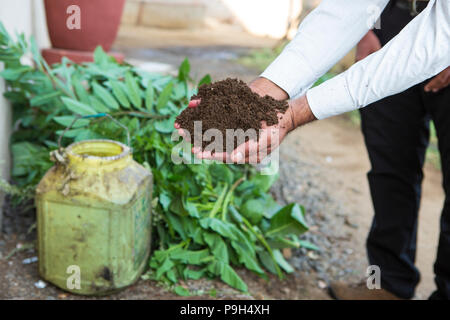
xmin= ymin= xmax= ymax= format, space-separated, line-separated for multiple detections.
xmin=42 ymin=0 xmax=126 ymax=65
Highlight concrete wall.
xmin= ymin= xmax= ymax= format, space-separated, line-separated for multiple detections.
xmin=0 ymin=0 xmax=49 ymax=232
xmin=121 ymin=0 xmax=303 ymax=39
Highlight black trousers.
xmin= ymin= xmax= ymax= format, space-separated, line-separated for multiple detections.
xmin=360 ymin=4 xmax=450 ymax=299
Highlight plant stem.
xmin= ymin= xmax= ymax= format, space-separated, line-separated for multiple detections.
xmin=221 ymin=177 xmax=244 ymax=221
xmin=209 ymin=184 xmax=228 ymax=218
xmin=4 ymin=242 xmax=35 ymax=260
xmin=40 ymin=59 xmax=75 ymax=98
xmin=111 ymin=111 xmax=169 ymax=119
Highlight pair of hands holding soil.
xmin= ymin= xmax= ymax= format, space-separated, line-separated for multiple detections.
xmin=174 ymin=78 xmax=315 ymax=163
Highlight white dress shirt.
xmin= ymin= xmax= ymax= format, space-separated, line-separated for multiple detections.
xmin=260 ymin=0 xmax=450 ymax=120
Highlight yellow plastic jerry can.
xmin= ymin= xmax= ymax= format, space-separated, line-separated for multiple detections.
xmin=36 ymin=139 xmax=152 ymax=295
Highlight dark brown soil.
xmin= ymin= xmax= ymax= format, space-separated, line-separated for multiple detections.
xmin=176 ymin=78 xmax=288 ymax=150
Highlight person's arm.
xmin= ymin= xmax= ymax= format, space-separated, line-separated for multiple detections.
xmin=355 ymin=30 xmax=382 ymax=62
xmin=260 ymin=0 xmax=390 ymax=99
xmin=424 ymin=67 xmax=450 ymax=93
xmin=306 ymin=0 xmax=450 ymax=120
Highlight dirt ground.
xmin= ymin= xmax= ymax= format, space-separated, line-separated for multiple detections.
xmin=0 ymin=27 xmax=444 ymax=300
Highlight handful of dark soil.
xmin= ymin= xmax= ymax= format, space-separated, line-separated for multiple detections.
xmin=176 ymin=78 xmax=289 ymax=151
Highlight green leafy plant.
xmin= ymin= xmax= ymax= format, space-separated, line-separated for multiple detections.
xmin=0 ymin=23 xmax=311 ymax=292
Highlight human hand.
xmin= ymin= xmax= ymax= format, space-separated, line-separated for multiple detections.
xmin=193 ymin=103 xmax=296 ymax=163
xmin=173 ymin=77 xmax=290 ymax=158
xmin=175 ymin=100 xmax=293 ymax=163
xmin=196 ymin=95 xmax=315 ymax=163
xmin=424 ymin=67 xmax=450 ymax=93
xmin=355 ymin=30 xmax=382 ymax=62
xmin=174 ymin=99 xmax=199 ymax=136
xmin=174 ymin=79 xmax=315 ymax=163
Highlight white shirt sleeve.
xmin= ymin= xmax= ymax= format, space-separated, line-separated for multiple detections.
xmin=261 ymin=0 xmax=390 ymax=99
xmin=307 ymin=0 xmax=450 ymax=119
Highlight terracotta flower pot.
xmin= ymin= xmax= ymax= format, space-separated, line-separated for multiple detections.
xmin=44 ymin=0 xmax=125 ymax=52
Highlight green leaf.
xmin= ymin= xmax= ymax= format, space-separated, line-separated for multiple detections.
xmin=230 ymin=240 xmax=264 ymax=275
xmin=61 ymin=97 xmax=96 ymax=116
xmin=92 ymin=81 xmax=119 ymax=110
xmin=204 ymin=233 xmax=228 ymax=264
xmin=89 ymin=96 xmax=110 ymax=113
xmin=170 ymin=249 xmax=210 ymax=265
xmin=198 ymin=74 xmax=212 ymax=87
xmin=73 ymin=77 xmax=90 ymax=105
xmin=145 ymin=80 xmax=154 ymax=111
xmin=156 ymin=82 xmax=173 ymax=111
xmin=166 ymin=212 xmax=187 ymax=240
xmin=55 ymin=128 xmax=85 ymax=138
xmin=267 ymin=235 xmax=301 ymax=249
xmin=184 ymin=201 xmax=200 ymax=218
xmin=240 ymin=199 xmax=264 ymax=225
xmin=159 ymin=192 xmax=171 ymax=211
xmin=250 ymin=172 xmax=279 ymax=193
xmin=183 ymin=268 xmax=205 ymax=280
xmin=299 ymin=240 xmax=320 ymax=251
xmin=207 ymin=260 xmax=247 ymax=292
xmin=110 ymin=80 xmax=130 ymax=109
xmin=11 ymin=142 xmax=52 ymax=179
xmin=0 ymin=67 xmax=32 ymax=80
xmin=30 ymin=91 xmax=62 ymax=106
xmin=258 ymin=251 xmax=278 ymax=275
xmin=156 ymin=258 xmax=174 ymax=280
xmin=273 ymin=250 xmax=294 ymax=273
xmin=125 ymin=72 xmax=142 ymax=109
xmin=30 ymin=37 xmax=43 ymax=70
xmin=74 ymin=129 xmax=100 ymax=142
xmin=93 ymin=46 xmax=109 ymax=66
xmin=53 ymin=116 xmax=90 ymax=128
xmin=208 ymin=163 xmax=233 ymax=185
xmin=154 ymin=116 xmax=175 ymax=134
xmin=199 ymin=218 xmax=238 ymax=241
xmin=0 ymin=54 xmax=21 ymax=62
xmin=169 ymin=197 xmax=187 ymax=216
xmin=260 ymin=194 xmax=282 ymax=219
xmin=174 ymin=286 xmax=191 ymax=297
xmin=172 ymin=83 xmax=186 ymax=101
xmin=167 ymin=268 xmax=178 ymax=283
xmin=266 ymin=204 xmax=308 ymax=238
xmin=178 ymin=58 xmax=191 ymax=81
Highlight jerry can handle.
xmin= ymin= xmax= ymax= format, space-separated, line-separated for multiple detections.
xmin=58 ymin=113 xmax=131 ymax=150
